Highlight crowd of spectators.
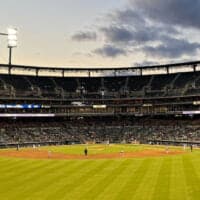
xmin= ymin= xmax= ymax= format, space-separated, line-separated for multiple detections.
xmin=0 ymin=117 xmax=200 ymax=147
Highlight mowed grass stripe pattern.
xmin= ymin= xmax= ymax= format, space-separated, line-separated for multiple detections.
xmin=0 ymin=145 xmax=200 ymax=200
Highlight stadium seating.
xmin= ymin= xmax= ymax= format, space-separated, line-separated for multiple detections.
xmin=0 ymin=117 xmax=200 ymax=146
xmin=1 ymin=63 xmax=200 ymax=147
xmin=0 ymin=72 xmax=200 ymax=99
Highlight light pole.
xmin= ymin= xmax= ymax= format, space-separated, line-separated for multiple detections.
xmin=7 ymin=28 xmax=18 ymax=66
xmin=8 ymin=46 xmax=12 ymax=66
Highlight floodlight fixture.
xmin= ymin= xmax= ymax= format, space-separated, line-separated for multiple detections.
xmin=7 ymin=27 xmax=18 ymax=65
xmin=7 ymin=28 xmax=17 ymax=35
xmin=7 ymin=27 xmax=18 ymax=48
xmin=0 ymin=27 xmax=18 ymax=65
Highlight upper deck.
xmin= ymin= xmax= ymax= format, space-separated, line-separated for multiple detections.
xmin=0 ymin=60 xmax=200 ymax=77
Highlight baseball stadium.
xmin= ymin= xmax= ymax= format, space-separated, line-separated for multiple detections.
xmin=0 ymin=61 xmax=200 ymax=199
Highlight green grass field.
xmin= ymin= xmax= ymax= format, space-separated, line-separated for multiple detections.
xmin=0 ymin=144 xmax=200 ymax=200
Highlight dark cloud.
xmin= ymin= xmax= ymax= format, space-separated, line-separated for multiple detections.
xmin=100 ymin=24 xmax=176 ymax=45
xmin=131 ymin=0 xmax=200 ymax=29
xmin=93 ymin=45 xmax=126 ymax=57
xmin=71 ymin=31 xmax=97 ymax=41
xmin=98 ymin=5 xmax=182 ymax=49
xmin=143 ymin=38 xmax=200 ymax=58
xmin=97 ymin=0 xmax=200 ymax=59
xmin=108 ymin=8 xmax=146 ymax=27
xmin=101 ymin=26 xmax=134 ymax=43
xmin=71 ymin=0 xmax=200 ymax=60
xmin=134 ymin=61 xmax=160 ymax=67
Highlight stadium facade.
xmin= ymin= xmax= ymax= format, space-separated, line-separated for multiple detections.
xmin=0 ymin=61 xmax=200 ymax=147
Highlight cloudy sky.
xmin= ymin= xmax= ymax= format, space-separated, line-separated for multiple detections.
xmin=0 ymin=0 xmax=200 ymax=68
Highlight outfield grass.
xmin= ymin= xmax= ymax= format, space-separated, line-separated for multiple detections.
xmin=0 ymin=144 xmax=200 ymax=200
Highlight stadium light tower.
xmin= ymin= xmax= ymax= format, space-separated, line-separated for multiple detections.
xmin=7 ymin=28 xmax=18 ymax=65
xmin=0 ymin=27 xmax=18 ymax=65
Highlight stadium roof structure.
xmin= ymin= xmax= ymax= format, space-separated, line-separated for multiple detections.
xmin=0 ymin=60 xmax=200 ymax=77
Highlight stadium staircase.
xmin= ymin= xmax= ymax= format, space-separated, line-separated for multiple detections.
xmin=163 ymin=73 xmax=181 ymax=96
xmin=169 ymin=73 xmax=181 ymax=89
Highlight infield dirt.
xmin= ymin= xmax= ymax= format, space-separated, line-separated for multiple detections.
xmin=0 ymin=148 xmax=185 ymax=160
